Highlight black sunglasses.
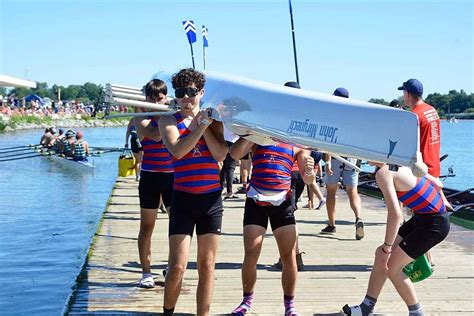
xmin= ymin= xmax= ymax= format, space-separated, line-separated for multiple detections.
xmin=174 ymin=87 xmax=200 ymax=98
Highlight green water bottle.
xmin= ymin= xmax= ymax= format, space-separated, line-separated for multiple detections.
xmin=403 ymin=254 xmax=433 ymax=283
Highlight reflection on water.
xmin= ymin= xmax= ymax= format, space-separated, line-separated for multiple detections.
xmin=0 ymin=127 xmax=125 ymax=315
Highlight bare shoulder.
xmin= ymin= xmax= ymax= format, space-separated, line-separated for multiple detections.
xmin=159 ymin=114 xmax=177 ymax=127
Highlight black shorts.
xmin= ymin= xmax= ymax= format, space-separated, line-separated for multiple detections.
xmin=169 ymin=190 xmax=223 ymax=236
xmin=243 ymin=197 xmax=296 ymax=231
xmin=130 ymin=136 xmax=143 ymax=153
xmin=291 ymin=171 xmax=305 ymax=209
xmin=398 ymin=212 xmax=450 ymax=259
xmin=138 ymin=171 xmax=174 ymax=209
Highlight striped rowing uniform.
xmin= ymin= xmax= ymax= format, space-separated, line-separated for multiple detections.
xmin=62 ymin=139 xmax=73 ymax=157
xmin=140 ymin=119 xmax=173 ymax=173
xmin=397 ymin=177 xmax=446 ymax=214
xmin=172 ymin=112 xmax=220 ymax=194
xmin=73 ymin=141 xmax=87 ymax=161
xmin=249 ymin=143 xmax=294 ymax=199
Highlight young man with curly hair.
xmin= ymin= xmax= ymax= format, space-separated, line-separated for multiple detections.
xmin=159 ymin=68 xmax=228 ymax=316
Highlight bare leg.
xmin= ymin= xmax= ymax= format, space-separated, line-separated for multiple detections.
xmin=240 ymin=159 xmax=251 ymax=187
xmin=138 ymin=208 xmax=158 ymax=274
xmin=241 ymin=225 xmax=266 ymax=293
xmin=273 ymin=225 xmax=298 ymax=295
xmin=164 ymin=234 xmax=191 ymax=310
xmin=387 ymin=245 xmax=419 ymax=306
xmin=346 ymin=185 xmax=362 ymax=220
xmin=366 ymin=236 xmax=403 ymax=298
xmin=195 ymin=233 xmax=220 ymax=316
xmin=325 ymin=184 xmax=338 ymax=226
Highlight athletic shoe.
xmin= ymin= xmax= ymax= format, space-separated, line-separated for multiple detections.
xmin=342 ymin=304 xmax=373 ymax=315
xmin=355 ymin=219 xmax=365 ymax=240
xmin=285 ymin=306 xmax=301 ymax=316
xmin=320 ymin=225 xmax=336 ymax=234
xmin=315 ymin=198 xmax=326 ymax=210
xmin=138 ymin=274 xmax=155 ymax=288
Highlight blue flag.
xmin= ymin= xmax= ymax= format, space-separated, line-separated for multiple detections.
xmin=202 ymin=25 xmax=209 ymax=47
xmin=182 ymin=20 xmax=197 ymax=44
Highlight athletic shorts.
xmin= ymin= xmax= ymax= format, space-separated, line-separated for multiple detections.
xmin=169 ymin=190 xmax=223 ymax=236
xmin=398 ymin=212 xmax=450 ymax=259
xmin=291 ymin=171 xmax=305 ymax=209
xmin=325 ymin=158 xmax=359 ymax=186
xmin=138 ymin=171 xmax=174 ymax=209
xmin=130 ymin=136 xmax=143 ymax=153
xmin=243 ymin=197 xmax=296 ymax=231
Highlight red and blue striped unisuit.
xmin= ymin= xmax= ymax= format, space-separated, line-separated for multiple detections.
xmin=250 ymin=144 xmax=294 ymax=192
xmin=140 ymin=119 xmax=173 ymax=173
xmin=172 ymin=112 xmax=220 ymax=194
xmin=397 ymin=177 xmax=446 ymax=214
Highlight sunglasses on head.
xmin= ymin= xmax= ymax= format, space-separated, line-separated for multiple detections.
xmin=174 ymin=87 xmax=200 ymax=98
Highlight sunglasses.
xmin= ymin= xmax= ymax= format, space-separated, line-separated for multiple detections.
xmin=174 ymin=87 xmax=200 ymax=98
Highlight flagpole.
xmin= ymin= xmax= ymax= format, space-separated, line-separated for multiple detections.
xmin=203 ymin=46 xmax=206 ymax=70
xmin=190 ymin=43 xmax=196 ymax=69
xmin=289 ymin=0 xmax=300 ymax=84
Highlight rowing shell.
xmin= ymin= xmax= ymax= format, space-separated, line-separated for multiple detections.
xmin=38 ymin=151 xmax=95 ymax=171
xmin=202 ymin=71 xmax=420 ymax=169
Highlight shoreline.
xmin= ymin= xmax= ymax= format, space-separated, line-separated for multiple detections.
xmin=0 ymin=116 xmax=128 ymax=132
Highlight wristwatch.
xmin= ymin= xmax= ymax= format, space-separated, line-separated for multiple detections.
xmin=200 ymin=118 xmax=211 ymax=126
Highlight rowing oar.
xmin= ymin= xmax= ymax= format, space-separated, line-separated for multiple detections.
xmin=104 ymin=111 xmax=176 ymax=119
xmin=0 ymin=154 xmax=45 ymax=162
xmin=89 ymin=146 xmax=124 ymax=151
xmin=0 ymin=150 xmax=45 ymax=158
xmin=0 ymin=146 xmax=42 ymax=155
xmin=0 ymin=144 xmax=41 ymax=152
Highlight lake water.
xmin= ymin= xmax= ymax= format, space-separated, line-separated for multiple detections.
xmin=0 ymin=121 xmax=472 ymax=315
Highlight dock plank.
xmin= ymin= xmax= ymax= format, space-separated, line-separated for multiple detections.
xmin=68 ymin=177 xmax=474 ymax=315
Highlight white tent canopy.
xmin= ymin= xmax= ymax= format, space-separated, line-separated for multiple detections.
xmin=0 ymin=74 xmax=36 ymax=88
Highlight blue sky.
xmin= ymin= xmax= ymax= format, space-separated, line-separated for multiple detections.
xmin=0 ymin=0 xmax=472 ymax=101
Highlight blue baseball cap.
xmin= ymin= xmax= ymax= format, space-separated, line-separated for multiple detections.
xmin=333 ymin=87 xmax=349 ymax=98
xmin=398 ymin=78 xmax=423 ymax=97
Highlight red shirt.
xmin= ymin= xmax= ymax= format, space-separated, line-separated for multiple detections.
xmin=412 ymin=102 xmax=441 ymax=177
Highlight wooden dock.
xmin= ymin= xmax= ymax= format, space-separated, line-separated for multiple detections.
xmin=68 ymin=177 xmax=474 ymax=315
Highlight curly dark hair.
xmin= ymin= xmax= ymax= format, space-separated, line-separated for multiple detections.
xmin=171 ymin=68 xmax=205 ymax=90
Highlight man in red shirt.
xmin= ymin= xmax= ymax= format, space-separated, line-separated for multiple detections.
xmin=398 ymin=79 xmax=441 ymax=177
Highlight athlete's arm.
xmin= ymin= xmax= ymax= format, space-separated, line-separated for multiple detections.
xmin=425 ymin=173 xmax=443 ymax=191
xmin=324 ymin=153 xmax=333 ymax=176
xmin=376 ymin=166 xmax=404 ymax=254
xmin=159 ymin=114 xmax=207 ymax=159
xmin=134 ymin=116 xmax=162 ymax=142
xmin=125 ymin=119 xmax=132 ymax=147
xmin=202 ymin=120 xmax=228 ymax=162
xmin=229 ymin=137 xmax=255 ymax=161
xmin=84 ymin=141 xmax=90 ymax=155
xmin=295 ymin=148 xmax=315 ymax=184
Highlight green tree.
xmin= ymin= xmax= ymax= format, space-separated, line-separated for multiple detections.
xmin=368 ymin=98 xmax=389 ymax=105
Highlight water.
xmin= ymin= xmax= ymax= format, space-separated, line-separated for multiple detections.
xmin=439 ymin=120 xmax=474 ymax=190
xmin=0 ymin=122 xmax=472 ymax=315
xmin=0 ymin=127 xmax=125 ymax=315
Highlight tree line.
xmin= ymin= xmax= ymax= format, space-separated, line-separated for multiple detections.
xmin=368 ymin=89 xmax=473 ymax=116
xmin=1 ymin=82 xmax=472 ymax=116
xmin=0 ymin=82 xmax=104 ymax=105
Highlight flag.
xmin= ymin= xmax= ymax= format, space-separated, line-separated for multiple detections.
xmin=182 ymin=20 xmax=197 ymax=44
xmin=202 ymin=25 xmax=209 ymax=47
